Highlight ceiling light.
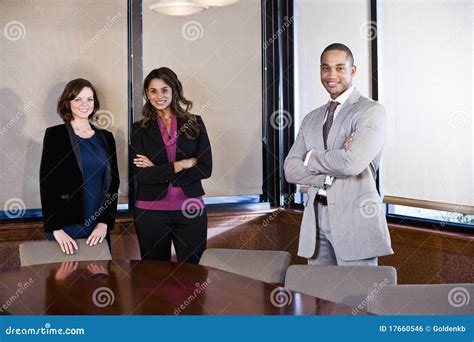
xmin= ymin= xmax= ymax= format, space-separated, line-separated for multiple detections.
xmin=149 ymin=0 xmax=208 ymax=16
xmin=196 ymin=0 xmax=239 ymax=6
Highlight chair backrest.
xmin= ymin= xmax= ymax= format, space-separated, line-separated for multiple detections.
xmin=285 ymin=265 xmax=397 ymax=310
xmin=19 ymin=239 xmax=112 ymax=267
xmin=367 ymin=284 xmax=474 ymax=315
xmin=199 ymin=248 xmax=291 ymax=283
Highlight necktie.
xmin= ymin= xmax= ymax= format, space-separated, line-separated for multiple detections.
xmin=322 ymin=101 xmax=339 ymax=150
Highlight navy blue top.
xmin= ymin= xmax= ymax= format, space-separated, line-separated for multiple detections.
xmin=48 ymin=133 xmax=108 ymax=240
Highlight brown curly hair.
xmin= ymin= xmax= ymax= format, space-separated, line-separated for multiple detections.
xmin=141 ymin=67 xmax=200 ymax=139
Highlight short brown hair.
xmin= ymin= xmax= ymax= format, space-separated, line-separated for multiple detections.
xmin=57 ymin=78 xmax=100 ymax=122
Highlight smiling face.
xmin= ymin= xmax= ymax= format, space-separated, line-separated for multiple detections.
xmin=70 ymin=87 xmax=94 ymax=120
xmin=320 ymin=49 xmax=356 ymax=99
xmin=146 ymin=78 xmax=173 ymax=112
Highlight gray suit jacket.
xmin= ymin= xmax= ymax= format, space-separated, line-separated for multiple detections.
xmin=284 ymin=89 xmax=393 ymax=261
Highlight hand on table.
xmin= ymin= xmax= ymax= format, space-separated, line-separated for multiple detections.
xmin=86 ymin=223 xmax=107 ymax=246
xmin=53 ymin=229 xmax=78 ymax=255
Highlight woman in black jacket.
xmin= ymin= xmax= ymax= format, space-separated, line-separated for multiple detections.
xmin=40 ymin=79 xmax=120 ymax=255
xmin=131 ymin=67 xmax=212 ymax=264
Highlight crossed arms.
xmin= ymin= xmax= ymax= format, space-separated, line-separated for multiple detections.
xmin=284 ymin=104 xmax=386 ymax=186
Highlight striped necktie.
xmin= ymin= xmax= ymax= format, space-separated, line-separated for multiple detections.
xmin=323 ymin=101 xmax=340 ymax=150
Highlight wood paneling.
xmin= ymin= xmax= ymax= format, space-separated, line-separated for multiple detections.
xmin=1 ymin=208 xmax=473 ymax=284
xmin=280 ymin=209 xmax=474 ymax=284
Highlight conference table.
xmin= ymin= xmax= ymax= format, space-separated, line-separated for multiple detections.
xmin=0 ymin=260 xmax=367 ymax=315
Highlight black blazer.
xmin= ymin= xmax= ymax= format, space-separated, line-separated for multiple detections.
xmin=39 ymin=123 xmax=120 ymax=233
xmin=130 ymin=115 xmax=212 ymax=202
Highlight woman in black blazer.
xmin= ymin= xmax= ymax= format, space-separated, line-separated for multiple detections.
xmin=131 ymin=67 xmax=212 ymax=264
xmin=40 ymin=79 xmax=120 ymax=255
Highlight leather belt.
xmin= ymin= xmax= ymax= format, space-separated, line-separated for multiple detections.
xmin=315 ymin=189 xmax=328 ymax=206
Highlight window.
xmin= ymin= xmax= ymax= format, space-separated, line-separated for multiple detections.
xmin=378 ymin=0 xmax=473 ymax=227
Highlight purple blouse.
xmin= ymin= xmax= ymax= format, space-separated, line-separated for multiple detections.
xmin=135 ymin=115 xmax=205 ymax=211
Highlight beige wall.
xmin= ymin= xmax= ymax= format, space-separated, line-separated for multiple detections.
xmin=1 ymin=0 xmax=129 ymax=213
xmin=294 ymin=0 xmax=371 ymax=128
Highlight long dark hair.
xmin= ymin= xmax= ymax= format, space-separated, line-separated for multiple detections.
xmin=142 ymin=67 xmax=199 ymax=139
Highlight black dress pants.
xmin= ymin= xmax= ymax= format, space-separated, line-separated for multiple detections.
xmin=134 ymin=207 xmax=207 ymax=264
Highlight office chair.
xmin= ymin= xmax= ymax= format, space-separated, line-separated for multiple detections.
xmin=199 ymin=248 xmax=291 ymax=283
xmin=367 ymin=284 xmax=474 ymax=315
xmin=19 ymin=239 xmax=112 ymax=267
xmin=285 ymin=265 xmax=397 ymax=309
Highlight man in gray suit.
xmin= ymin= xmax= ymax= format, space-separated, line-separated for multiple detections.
xmin=284 ymin=43 xmax=393 ymax=266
